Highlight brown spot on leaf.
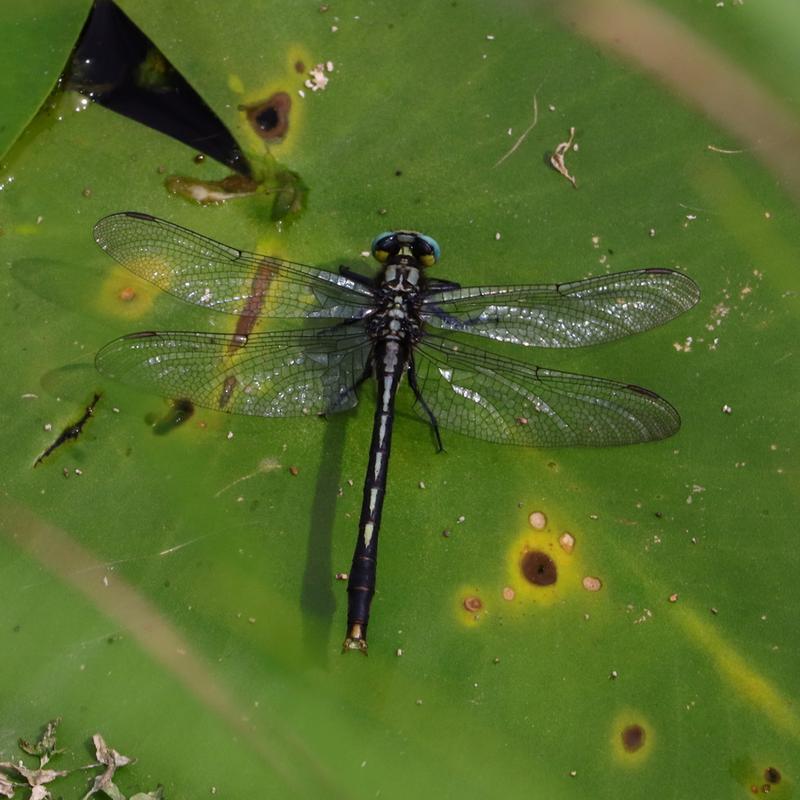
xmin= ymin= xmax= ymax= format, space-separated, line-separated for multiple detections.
xmin=764 ymin=767 xmax=781 ymax=784
xmin=520 ymin=550 xmax=557 ymax=586
xmin=621 ymin=724 xmax=646 ymax=752
xmin=227 ymin=262 xmax=276 ymax=352
xmin=463 ymin=596 xmax=482 ymax=612
xmin=218 ymin=375 xmax=238 ymax=408
xmin=241 ymin=91 xmax=291 ymax=142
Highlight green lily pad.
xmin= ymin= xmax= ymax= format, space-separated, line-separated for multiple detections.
xmin=1 ymin=2 xmax=798 ymax=798
xmin=0 ymin=0 xmax=89 ymax=159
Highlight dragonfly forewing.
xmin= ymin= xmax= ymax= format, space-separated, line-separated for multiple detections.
xmin=422 ymin=268 xmax=699 ymax=348
xmin=94 ymin=212 xmax=376 ymax=320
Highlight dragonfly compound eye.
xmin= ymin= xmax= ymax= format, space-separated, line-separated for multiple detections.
xmin=371 ymin=231 xmax=397 ymax=263
xmin=413 ymin=233 xmax=441 ymax=267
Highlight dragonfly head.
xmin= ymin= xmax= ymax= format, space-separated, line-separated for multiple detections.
xmin=371 ymin=230 xmax=440 ymax=268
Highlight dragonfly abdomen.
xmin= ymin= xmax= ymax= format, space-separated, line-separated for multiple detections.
xmin=343 ymin=337 xmax=406 ymax=652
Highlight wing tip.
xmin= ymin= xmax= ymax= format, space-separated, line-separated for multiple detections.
xmin=93 ymin=210 xmax=156 ymax=245
xmin=644 ymin=267 xmax=701 ymax=311
xmin=625 ymin=383 xmax=682 ymax=442
xmin=121 ymin=211 xmax=156 ymax=221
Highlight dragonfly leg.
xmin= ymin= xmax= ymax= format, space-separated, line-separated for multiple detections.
xmin=339 ymin=265 xmax=375 ymax=288
xmin=407 ymin=355 xmax=444 ymax=452
xmin=425 ymin=277 xmax=462 ymax=291
xmin=319 ymin=359 xmax=374 ymax=418
xmin=423 ymin=303 xmax=467 ymax=329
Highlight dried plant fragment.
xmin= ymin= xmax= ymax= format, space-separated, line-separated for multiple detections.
xmin=81 ymin=734 xmax=134 ymax=800
xmin=0 ymin=774 xmax=13 ymax=798
xmin=304 ymin=61 xmax=334 ymax=93
xmin=165 ymin=173 xmax=259 ymax=205
xmin=550 ymin=126 xmax=578 ymax=187
xmin=495 ymin=94 xmax=539 ymax=167
xmin=18 ymin=719 xmax=64 ymax=763
xmin=0 ymin=762 xmax=68 ymax=800
xmin=1 ymin=722 xmax=157 ymax=800
xmin=707 ymin=144 xmax=744 ymax=154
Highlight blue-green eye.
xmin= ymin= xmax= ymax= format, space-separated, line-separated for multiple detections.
xmin=371 ymin=231 xmax=396 ymax=261
xmin=415 ymin=233 xmax=441 ymax=265
xmin=370 ymin=230 xmax=441 ymax=266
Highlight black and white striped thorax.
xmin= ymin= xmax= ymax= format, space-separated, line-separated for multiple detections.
xmin=366 ymin=258 xmax=425 ymax=345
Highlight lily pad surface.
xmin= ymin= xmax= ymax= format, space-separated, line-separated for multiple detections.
xmin=1 ymin=1 xmax=797 ymax=798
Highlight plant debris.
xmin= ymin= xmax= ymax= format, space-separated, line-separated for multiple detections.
xmin=495 ymin=93 xmax=539 ymax=167
xmin=82 ymin=734 xmax=134 ymax=800
xmin=0 ymin=720 xmax=161 ymax=800
xmin=549 ymin=126 xmax=578 ymax=187
xmin=706 ymin=144 xmax=744 ymax=154
xmin=303 ymin=61 xmax=334 ymax=93
xmin=18 ymin=720 xmax=63 ymax=761
xmin=34 ymin=393 xmax=101 ymax=467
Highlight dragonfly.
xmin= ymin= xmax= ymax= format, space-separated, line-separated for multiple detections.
xmin=94 ymin=212 xmax=700 ymax=652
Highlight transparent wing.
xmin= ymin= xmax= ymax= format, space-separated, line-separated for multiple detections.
xmin=422 ymin=269 xmax=699 ymax=347
xmin=96 ymin=326 xmax=374 ymax=417
xmin=94 ymin=212 xmax=376 ymax=319
xmin=413 ymin=333 xmax=680 ymax=446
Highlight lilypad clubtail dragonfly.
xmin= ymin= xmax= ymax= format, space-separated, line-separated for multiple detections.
xmin=94 ymin=212 xmax=699 ymax=652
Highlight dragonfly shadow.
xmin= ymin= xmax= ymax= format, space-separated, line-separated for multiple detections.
xmin=11 ymin=256 xmax=192 ymax=332
xmin=40 ymin=361 xmax=100 ymax=405
xmin=299 ymin=409 xmax=351 ymax=662
xmin=12 ymin=256 xmax=102 ymax=313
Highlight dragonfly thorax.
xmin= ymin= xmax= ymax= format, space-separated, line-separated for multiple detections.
xmin=382 ymin=262 xmax=420 ymax=287
xmin=367 ymin=263 xmax=425 ymax=342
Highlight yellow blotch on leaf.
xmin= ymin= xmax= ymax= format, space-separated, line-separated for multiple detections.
xmin=504 ymin=521 xmax=584 ymax=611
xmin=677 ymin=607 xmax=800 ymax=740
xmin=235 ymin=44 xmax=312 ymax=157
xmin=610 ymin=710 xmax=654 ymax=766
xmin=95 ymin=266 xmax=157 ymax=321
xmin=228 ymin=73 xmax=245 ymax=95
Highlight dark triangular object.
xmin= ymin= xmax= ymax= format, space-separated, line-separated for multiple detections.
xmin=64 ymin=0 xmax=251 ymax=176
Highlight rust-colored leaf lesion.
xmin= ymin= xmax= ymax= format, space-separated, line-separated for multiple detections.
xmin=240 ymin=91 xmax=292 ymax=142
